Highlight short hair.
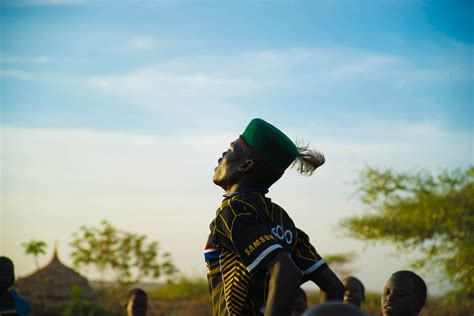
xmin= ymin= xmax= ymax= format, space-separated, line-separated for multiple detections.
xmin=343 ymin=276 xmax=365 ymax=295
xmin=0 ymin=256 xmax=15 ymax=282
xmin=391 ymin=270 xmax=427 ymax=307
xmin=127 ymin=288 xmax=147 ymax=300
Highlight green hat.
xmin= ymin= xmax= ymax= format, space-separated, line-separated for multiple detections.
xmin=240 ymin=118 xmax=298 ymax=172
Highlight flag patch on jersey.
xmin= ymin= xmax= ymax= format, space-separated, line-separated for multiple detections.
xmin=204 ymin=247 xmax=223 ymax=261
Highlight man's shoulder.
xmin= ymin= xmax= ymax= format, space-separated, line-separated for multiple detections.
xmin=223 ymin=195 xmax=261 ymax=214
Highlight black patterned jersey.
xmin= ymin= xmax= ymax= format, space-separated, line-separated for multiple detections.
xmin=204 ymin=192 xmax=325 ymax=316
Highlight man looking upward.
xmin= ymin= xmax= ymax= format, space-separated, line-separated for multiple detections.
xmin=205 ymin=118 xmax=344 ymax=316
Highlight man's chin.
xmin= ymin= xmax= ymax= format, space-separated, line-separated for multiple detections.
xmin=212 ymin=176 xmax=224 ymax=188
xmin=382 ymin=306 xmax=399 ymax=316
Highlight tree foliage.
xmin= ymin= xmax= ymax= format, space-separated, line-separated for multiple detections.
xmin=340 ymin=166 xmax=474 ymax=297
xmin=324 ymin=252 xmax=357 ymax=278
xmin=154 ymin=275 xmax=209 ymax=300
xmin=22 ymin=240 xmax=47 ymax=271
xmin=70 ymin=220 xmax=178 ymax=287
xmin=63 ymin=284 xmax=120 ymax=316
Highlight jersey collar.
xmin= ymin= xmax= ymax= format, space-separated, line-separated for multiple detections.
xmin=223 ymin=189 xmax=268 ymax=200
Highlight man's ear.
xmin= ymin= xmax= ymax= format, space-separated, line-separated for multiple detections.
xmin=238 ymin=159 xmax=254 ymax=172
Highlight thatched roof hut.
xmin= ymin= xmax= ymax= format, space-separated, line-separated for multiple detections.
xmin=15 ymin=248 xmax=96 ymax=314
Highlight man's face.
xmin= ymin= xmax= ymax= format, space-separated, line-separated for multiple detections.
xmin=126 ymin=294 xmax=147 ymax=316
xmin=343 ymin=278 xmax=364 ymax=308
xmin=381 ymin=275 xmax=419 ymax=316
xmin=213 ymin=138 xmax=250 ymax=190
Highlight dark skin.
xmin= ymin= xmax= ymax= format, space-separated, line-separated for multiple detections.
xmin=381 ymin=275 xmax=423 ymax=316
xmin=291 ymin=289 xmax=308 ymax=316
xmin=342 ymin=276 xmax=365 ymax=308
xmin=304 ymin=302 xmax=364 ymax=316
xmin=265 ymin=252 xmax=303 ymax=316
xmin=126 ymin=293 xmax=147 ymax=316
xmin=213 ymin=138 xmax=343 ymax=315
xmin=316 ymin=268 xmax=344 ymax=302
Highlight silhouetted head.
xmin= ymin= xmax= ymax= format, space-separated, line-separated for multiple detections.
xmin=303 ymin=302 xmax=364 ymax=316
xmin=381 ymin=270 xmax=427 ymax=316
xmin=292 ymin=287 xmax=308 ymax=316
xmin=0 ymin=257 xmax=15 ymax=291
xmin=342 ymin=276 xmax=365 ymax=308
xmin=125 ymin=288 xmax=148 ymax=316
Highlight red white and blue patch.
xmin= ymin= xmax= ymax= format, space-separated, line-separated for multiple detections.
xmin=204 ymin=248 xmax=223 ymax=261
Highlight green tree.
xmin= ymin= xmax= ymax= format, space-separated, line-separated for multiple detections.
xmin=154 ymin=275 xmax=209 ymax=300
xmin=22 ymin=240 xmax=48 ymax=271
xmin=340 ymin=166 xmax=474 ymax=298
xmin=70 ymin=220 xmax=178 ymax=287
xmin=22 ymin=240 xmax=48 ymax=310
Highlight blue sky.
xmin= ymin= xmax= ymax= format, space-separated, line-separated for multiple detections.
xmin=1 ymin=0 xmax=472 ymax=295
xmin=2 ymin=0 xmax=472 ymax=133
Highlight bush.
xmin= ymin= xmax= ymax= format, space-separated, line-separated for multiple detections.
xmin=154 ymin=275 xmax=209 ymax=300
xmin=63 ymin=284 xmax=121 ymax=316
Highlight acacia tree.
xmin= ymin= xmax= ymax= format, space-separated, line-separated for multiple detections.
xmin=70 ymin=220 xmax=178 ymax=287
xmin=340 ymin=166 xmax=474 ymax=298
xmin=22 ymin=240 xmax=48 ymax=271
xmin=324 ymin=252 xmax=357 ymax=278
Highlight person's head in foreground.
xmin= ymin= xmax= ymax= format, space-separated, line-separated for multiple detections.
xmin=213 ymin=118 xmax=325 ymax=192
xmin=292 ymin=287 xmax=308 ymax=316
xmin=125 ymin=288 xmax=148 ymax=316
xmin=303 ymin=302 xmax=364 ymax=316
xmin=381 ymin=270 xmax=427 ymax=316
xmin=342 ymin=276 xmax=365 ymax=309
xmin=0 ymin=256 xmax=15 ymax=292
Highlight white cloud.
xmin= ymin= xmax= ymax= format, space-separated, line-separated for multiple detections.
xmin=0 ymin=70 xmax=34 ymax=80
xmin=1 ymin=0 xmax=87 ymax=7
xmin=0 ymin=56 xmax=52 ymax=64
xmin=327 ymin=54 xmax=401 ymax=81
xmin=86 ymin=65 xmax=269 ymax=112
xmin=80 ymin=46 xmax=471 ymax=114
xmin=0 ymin=55 xmax=87 ymax=65
xmin=127 ymin=36 xmax=161 ymax=52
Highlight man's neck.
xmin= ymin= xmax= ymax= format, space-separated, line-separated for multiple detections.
xmin=224 ymin=185 xmax=268 ymax=197
xmin=224 ymin=184 xmax=248 ymax=196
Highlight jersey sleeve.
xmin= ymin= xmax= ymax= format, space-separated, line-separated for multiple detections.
xmin=291 ymin=228 xmax=326 ymax=277
xmin=213 ymin=199 xmax=284 ymax=275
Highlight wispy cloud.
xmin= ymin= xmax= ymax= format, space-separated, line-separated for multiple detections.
xmin=0 ymin=56 xmax=53 ymax=64
xmin=83 ymin=48 xmax=391 ymax=108
xmin=0 ymin=55 xmax=87 ymax=65
xmin=327 ymin=54 xmax=401 ymax=81
xmin=127 ymin=36 xmax=162 ymax=52
xmin=86 ymin=64 xmax=270 ymax=112
xmin=1 ymin=0 xmax=87 ymax=7
xmin=81 ymin=46 xmax=471 ymax=114
xmin=0 ymin=70 xmax=34 ymax=80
